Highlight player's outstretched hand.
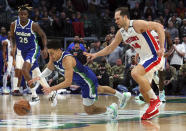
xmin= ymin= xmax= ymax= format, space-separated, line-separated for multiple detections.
xmin=83 ymin=52 xmax=97 ymax=61
xmin=42 ymin=86 xmax=52 ymax=95
xmin=28 ymin=77 xmax=40 ymax=86
xmin=157 ymin=48 xmax=164 ymax=57
xmin=41 ymin=47 xmax=48 ymax=59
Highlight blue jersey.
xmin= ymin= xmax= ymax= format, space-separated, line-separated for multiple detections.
xmin=14 ymin=18 xmax=39 ymax=52
xmin=54 ymin=51 xmax=98 ymax=99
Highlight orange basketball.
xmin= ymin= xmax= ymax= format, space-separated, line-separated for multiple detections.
xmin=13 ymin=99 xmax=31 ymax=116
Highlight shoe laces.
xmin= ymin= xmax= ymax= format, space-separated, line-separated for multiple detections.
xmin=49 ymin=92 xmax=57 ymax=101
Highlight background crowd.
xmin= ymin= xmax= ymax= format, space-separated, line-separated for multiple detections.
xmin=0 ymin=0 xmax=186 ymax=96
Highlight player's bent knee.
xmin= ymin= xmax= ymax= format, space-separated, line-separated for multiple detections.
xmin=97 ymin=86 xmax=104 ymax=94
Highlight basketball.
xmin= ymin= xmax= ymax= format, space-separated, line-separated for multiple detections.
xmin=13 ymin=99 xmax=31 ymax=116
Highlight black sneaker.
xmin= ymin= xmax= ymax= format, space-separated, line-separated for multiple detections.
xmin=12 ymin=90 xmax=23 ymax=96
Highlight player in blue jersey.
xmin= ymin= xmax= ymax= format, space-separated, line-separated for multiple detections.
xmin=29 ymin=40 xmax=131 ymax=119
xmin=10 ymin=4 xmax=57 ymax=105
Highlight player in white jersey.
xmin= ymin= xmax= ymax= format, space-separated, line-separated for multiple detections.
xmin=85 ymin=7 xmax=165 ymax=120
xmin=2 ymin=31 xmax=14 ymax=94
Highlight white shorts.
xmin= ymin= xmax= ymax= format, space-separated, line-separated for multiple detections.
xmin=139 ymin=56 xmax=165 ymax=83
xmin=15 ymin=49 xmax=24 ymax=69
xmin=6 ymin=56 xmax=13 ymax=74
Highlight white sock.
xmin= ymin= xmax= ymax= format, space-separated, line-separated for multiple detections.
xmin=147 ymin=89 xmax=157 ymax=100
xmin=13 ymin=77 xmax=19 ymax=90
xmin=31 ymin=88 xmax=37 ymax=97
xmin=3 ymin=73 xmax=8 ymax=89
xmin=114 ymin=90 xmax=123 ymax=99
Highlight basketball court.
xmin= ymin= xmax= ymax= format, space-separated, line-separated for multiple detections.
xmin=0 ymin=94 xmax=186 ymax=131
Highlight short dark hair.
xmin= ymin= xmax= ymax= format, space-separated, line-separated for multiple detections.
xmin=115 ymin=7 xmax=130 ymax=18
xmin=47 ymin=40 xmax=62 ymax=49
xmin=74 ymin=40 xmax=80 ymax=44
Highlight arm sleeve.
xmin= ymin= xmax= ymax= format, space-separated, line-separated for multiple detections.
xmin=39 ymin=68 xmax=52 ymax=78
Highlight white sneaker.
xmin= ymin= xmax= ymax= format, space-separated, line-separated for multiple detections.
xmin=107 ymin=103 xmax=118 ymax=119
xmin=49 ymin=91 xmax=57 ymax=107
xmin=29 ymin=96 xmax=40 ymax=106
xmin=3 ymin=87 xmax=10 ymax=94
xmin=119 ymin=92 xmax=131 ymax=109
xmin=159 ymin=90 xmax=166 ymax=102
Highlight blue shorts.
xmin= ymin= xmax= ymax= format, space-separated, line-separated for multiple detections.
xmin=21 ymin=47 xmax=40 ymax=65
xmin=75 ymin=66 xmax=98 ymax=100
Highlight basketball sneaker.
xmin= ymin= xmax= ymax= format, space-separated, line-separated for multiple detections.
xmin=3 ymin=87 xmax=10 ymax=95
xmin=29 ymin=96 xmax=40 ymax=106
xmin=107 ymin=103 xmax=118 ymax=119
xmin=119 ymin=92 xmax=131 ymax=109
xmin=12 ymin=90 xmax=23 ymax=96
xmin=141 ymin=97 xmax=162 ymax=120
xmin=141 ymin=108 xmax=159 ymax=120
xmin=49 ymin=91 xmax=57 ymax=107
xmin=159 ymin=90 xmax=166 ymax=102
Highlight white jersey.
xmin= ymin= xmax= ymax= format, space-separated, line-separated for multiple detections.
xmin=3 ymin=39 xmax=12 ymax=61
xmin=120 ymin=20 xmax=160 ymax=61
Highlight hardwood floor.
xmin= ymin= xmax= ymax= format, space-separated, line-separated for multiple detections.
xmin=0 ymin=94 xmax=186 ymax=131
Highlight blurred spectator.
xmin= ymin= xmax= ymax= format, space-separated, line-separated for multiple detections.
xmin=72 ymin=12 xmax=85 ymax=37
xmin=157 ymin=0 xmax=164 ymax=15
xmin=32 ymin=8 xmax=41 ymax=22
xmin=125 ymin=46 xmax=136 ymax=67
xmin=109 ymin=58 xmax=125 ymax=89
xmin=109 ymin=25 xmax=116 ymax=36
xmin=69 ymin=40 xmax=87 ymax=65
xmin=83 ymin=14 xmax=93 ymax=36
xmin=66 ymin=36 xmax=86 ymax=52
xmin=64 ymin=0 xmax=75 ymax=17
xmin=63 ymin=17 xmax=74 ymax=37
xmin=70 ymin=40 xmax=83 ymax=56
xmin=177 ymin=64 xmax=186 ymax=95
xmin=147 ymin=15 xmax=153 ymax=21
xmin=180 ymin=19 xmax=186 ymax=38
xmin=164 ymin=0 xmax=176 ymax=13
xmin=79 ymin=37 xmax=89 ymax=51
xmin=176 ymin=1 xmax=186 ymax=19
xmin=90 ymin=39 xmax=104 ymax=63
xmin=168 ymin=13 xmax=182 ymax=29
xmin=163 ymin=62 xmax=177 ymax=95
xmin=130 ymin=2 xmax=142 ymax=19
xmin=127 ymin=0 xmax=141 ymax=10
xmin=52 ymin=14 xmax=61 ymax=36
xmin=59 ymin=11 xmax=66 ymax=36
xmin=87 ymin=59 xmax=98 ymax=73
xmin=143 ymin=1 xmax=155 ymax=19
xmin=163 ymin=8 xmax=171 ymax=27
xmin=117 ymin=55 xmax=138 ymax=93
xmin=0 ymin=0 xmax=6 ymax=12
xmin=107 ymin=38 xmax=122 ymax=66
xmin=170 ymin=37 xmax=185 ymax=71
xmin=102 ymin=34 xmax=113 ymax=48
xmin=166 ymin=21 xmax=179 ymax=41
xmin=182 ymin=35 xmax=186 ymax=63
xmin=95 ymin=62 xmax=109 ymax=86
